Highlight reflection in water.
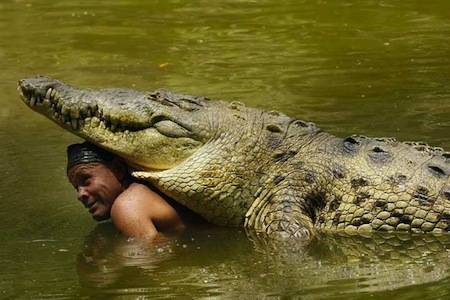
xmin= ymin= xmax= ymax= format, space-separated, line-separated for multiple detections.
xmin=77 ymin=224 xmax=255 ymax=297
xmin=77 ymin=223 xmax=174 ymax=290
xmin=213 ymin=231 xmax=450 ymax=298
xmin=78 ymin=224 xmax=450 ymax=298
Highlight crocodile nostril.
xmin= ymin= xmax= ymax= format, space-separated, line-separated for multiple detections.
xmin=372 ymin=146 xmax=386 ymax=153
xmin=343 ymin=136 xmax=360 ymax=153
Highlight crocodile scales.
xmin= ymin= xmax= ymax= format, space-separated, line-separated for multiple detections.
xmin=18 ymin=76 xmax=450 ymax=240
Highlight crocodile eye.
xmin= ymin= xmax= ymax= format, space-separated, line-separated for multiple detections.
xmin=428 ymin=165 xmax=447 ymax=177
xmin=154 ymin=120 xmax=190 ymax=138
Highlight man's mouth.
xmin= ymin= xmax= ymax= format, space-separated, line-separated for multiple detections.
xmin=88 ymin=203 xmax=97 ymax=214
xmin=84 ymin=200 xmax=97 ymax=212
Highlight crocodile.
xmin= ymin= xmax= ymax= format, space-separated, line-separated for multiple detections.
xmin=18 ymin=75 xmax=450 ymax=241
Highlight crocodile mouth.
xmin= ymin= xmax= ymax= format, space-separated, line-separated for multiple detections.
xmin=18 ymin=77 xmax=203 ymax=171
xmin=18 ymin=84 xmax=150 ymax=133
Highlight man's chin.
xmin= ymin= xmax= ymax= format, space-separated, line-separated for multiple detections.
xmin=92 ymin=212 xmax=110 ymax=222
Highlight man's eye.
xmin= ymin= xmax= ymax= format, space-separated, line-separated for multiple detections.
xmin=79 ymin=175 xmax=91 ymax=186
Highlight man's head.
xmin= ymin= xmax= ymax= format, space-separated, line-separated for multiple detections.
xmin=67 ymin=142 xmax=128 ymax=221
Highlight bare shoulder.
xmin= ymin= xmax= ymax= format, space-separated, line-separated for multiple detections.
xmin=111 ymin=182 xmax=185 ymax=234
xmin=111 ymin=183 xmax=155 ymax=217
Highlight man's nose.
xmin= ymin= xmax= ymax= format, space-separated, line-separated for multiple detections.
xmin=77 ymin=187 xmax=90 ymax=205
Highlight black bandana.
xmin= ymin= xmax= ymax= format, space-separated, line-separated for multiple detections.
xmin=66 ymin=142 xmax=114 ymax=171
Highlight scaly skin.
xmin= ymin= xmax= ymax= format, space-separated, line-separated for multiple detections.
xmin=18 ymin=76 xmax=450 ymax=240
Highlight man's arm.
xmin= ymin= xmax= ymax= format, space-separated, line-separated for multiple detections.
xmin=110 ymin=183 xmax=185 ymax=239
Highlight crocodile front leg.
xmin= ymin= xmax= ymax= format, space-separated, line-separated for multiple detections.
xmin=244 ymin=185 xmax=321 ymax=241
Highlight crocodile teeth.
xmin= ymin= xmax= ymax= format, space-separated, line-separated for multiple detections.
xmin=71 ymin=119 xmax=78 ymax=130
xmin=43 ymin=99 xmax=51 ymax=108
xmin=30 ymin=96 xmax=36 ymax=106
xmin=50 ymin=93 xmax=58 ymax=104
xmin=70 ymin=109 xmax=80 ymax=119
xmin=45 ymin=88 xmax=52 ymax=99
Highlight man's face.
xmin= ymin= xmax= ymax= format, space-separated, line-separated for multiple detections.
xmin=68 ymin=162 xmax=125 ymax=221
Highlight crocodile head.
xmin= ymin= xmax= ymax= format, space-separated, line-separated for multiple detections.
xmin=18 ymin=75 xmax=214 ymax=171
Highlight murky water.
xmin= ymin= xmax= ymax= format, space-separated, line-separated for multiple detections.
xmin=1 ymin=0 xmax=450 ymax=298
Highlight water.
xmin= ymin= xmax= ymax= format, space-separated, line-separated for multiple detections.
xmin=1 ymin=0 xmax=450 ymax=298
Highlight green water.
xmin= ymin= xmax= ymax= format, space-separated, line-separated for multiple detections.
xmin=2 ymin=0 xmax=450 ymax=298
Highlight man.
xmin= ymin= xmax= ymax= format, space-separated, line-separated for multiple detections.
xmin=67 ymin=141 xmax=191 ymax=239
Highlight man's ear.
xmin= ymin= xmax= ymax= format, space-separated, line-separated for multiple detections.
xmin=110 ymin=158 xmax=128 ymax=182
